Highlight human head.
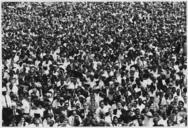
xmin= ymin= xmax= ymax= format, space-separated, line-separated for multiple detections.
xmin=113 ymin=116 xmax=119 ymax=124
xmin=100 ymin=101 xmax=105 ymax=108
xmin=116 ymin=102 xmax=122 ymax=109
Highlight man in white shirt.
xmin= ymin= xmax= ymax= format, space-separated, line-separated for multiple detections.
xmin=96 ymin=101 xmax=109 ymax=120
xmin=21 ymin=97 xmax=30 ymax=114
xmin=43 ymin=115 xmax=55 ymax=127
xmin=29 ymin=118 xmax=43 ymax=127
xmin=67 ymin=78 xmax=79 ymax=90
xmin=2 ymin=87 xmax=12 ymax=108
xmin=68 ymin=110 xmax=82 ymax=126
xmin=104 ymin=108 xmax=114 ymax=125
xmin=137 ymin=98 xmax=145 ymax=112
xmin=35 ymin=104 xmax=45 ymax=118
xmin=158 ymin=115 xmax=167 ymax=126
xmin=142 ymin=107 xmax=153 ymax=126
xmin=2 ymin=87 xmax=13 ymax=126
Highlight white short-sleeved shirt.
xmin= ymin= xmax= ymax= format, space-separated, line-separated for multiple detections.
xmin=67 ymin=82 xmax=78 ymax=90
xmin=158 ymin=118 xmax=167 ymax=126
xmin=35 ymin=108 xmax=45 ymax=118
xmin=174 ymin=65 xmax=180 ymax=72
xmin=13 ymin=55 xmax=19 ymax=63
xmin=21 ymin=99 xmax=30 ymax=114
xmin=137 ymin=104 xmax=145 ymax=112
xmin=2 ymin=95 xmax=12 ymax=108
xmin=3 ymin=71 xmax=10 ymax=80
xmin=96 ymin=106 xmax=109 ymax=116
xmin=12 ymin=84 xmax=18 ymax=96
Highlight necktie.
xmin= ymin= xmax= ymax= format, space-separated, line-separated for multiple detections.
xmin=5 ymin=96 xmax=8 ymax=108
xmin=13 ymin=108 xmax=16 ymax=115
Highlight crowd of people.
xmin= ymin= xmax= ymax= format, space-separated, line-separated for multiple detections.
xmin=2 ymin=2 xmax=187 ymax=127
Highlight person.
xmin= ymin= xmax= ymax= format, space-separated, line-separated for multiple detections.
xmin=43 ymin=115 xmax=55 ymax=127
xmin=153 ymin=116 xmax=161 ymax=126
xmin=2 ymin=87 xmax=13 ymax=126
xmin=29 ymin=118 xmax=43 ymax=127
xmin=1 ymin=2 xmax=187 ymax=127
xmin=113 ymin=102 xmax=126 ymax=118
xmin=79 ymin=103 xmax=90 ymax=119
xmin=104 ymin=108 xmax=114 ymax=125
xmin=96 ymin=101 xmax=109 ymax=120
xmin=17 ymin=117 xmax=28 ymax=127
xmin=112 ymin=116 xmax=121 ymax=126
xmin=68 ymin=110 xmax=82 ymax=126
xmin=21 ymin=96 xmax=31 ymax=116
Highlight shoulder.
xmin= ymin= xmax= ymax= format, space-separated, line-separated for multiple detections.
xmin=121 ymin=108 xmax=126 ymax=112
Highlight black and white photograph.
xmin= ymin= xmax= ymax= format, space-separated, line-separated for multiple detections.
xmin=1 ymin=1 xmax=187 ymax=127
